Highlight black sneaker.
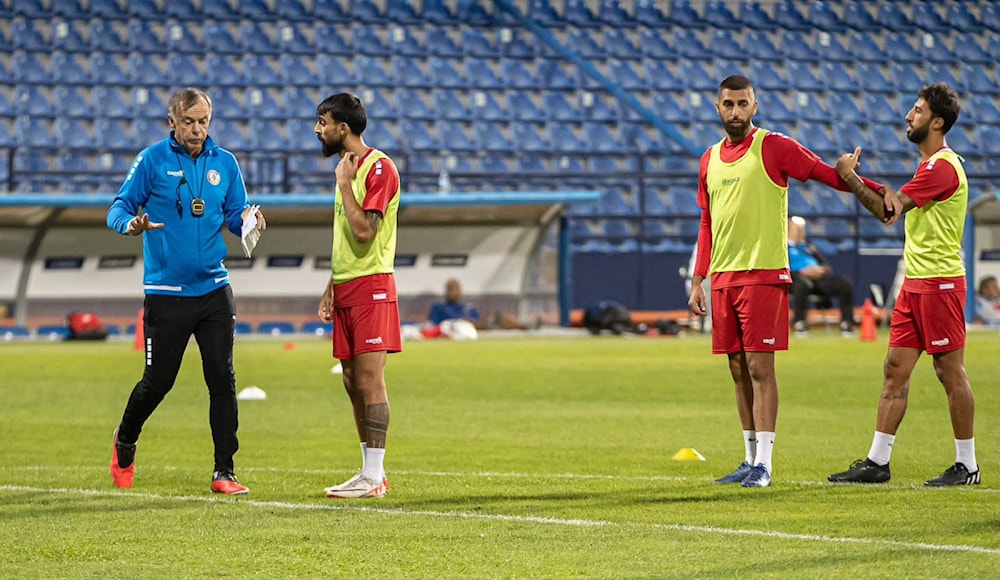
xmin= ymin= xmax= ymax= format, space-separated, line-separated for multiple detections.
xmin=925 ymin=463 xmax=981 ymax=487
xmin=828 ymin=458 xmax=891 ymax=483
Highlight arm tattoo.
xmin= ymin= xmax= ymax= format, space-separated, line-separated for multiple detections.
xmin=366 ymin=210 xmax=382 ymax=234
xmin=365 ymin=402 xmax=390 ymax=449
xmin=844 ymin=173 xmax=889 ymax=222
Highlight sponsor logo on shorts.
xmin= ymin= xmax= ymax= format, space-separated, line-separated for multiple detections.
xmin=763 ymin=337 xmax=776 ymax=345
xmin=939 ymin=283 xmax=955 ymax=290
xmin=372 ymin=293 xmax=387 ymax=300
xmin=931 ymin=337 xmax=950 ymax=347
xmin=365 ymin=336 xmax=383 ymax=345
xmin=778 ymin=274 xmax=789 ymax=281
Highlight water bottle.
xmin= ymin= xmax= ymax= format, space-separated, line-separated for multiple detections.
xmin=437 ymin=166 xmax=451 ymax=195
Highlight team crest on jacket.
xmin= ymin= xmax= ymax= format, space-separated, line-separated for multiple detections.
xmin=207 ymin=169 xmax=221 ymax=185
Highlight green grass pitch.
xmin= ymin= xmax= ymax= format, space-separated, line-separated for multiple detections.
xmin=2 ymin=330 xmax=999 ymax=578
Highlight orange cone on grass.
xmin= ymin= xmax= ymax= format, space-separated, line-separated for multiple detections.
xmin=860 ymin=298 xmax=877 ymax=342
xmin=132 ymin=308 xmax=144 ymax=351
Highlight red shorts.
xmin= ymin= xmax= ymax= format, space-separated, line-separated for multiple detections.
xmin=711 ymin=284 xmax=790 ymax=354
xmin=889 ymin=289 xmax=966 ymax=353
xmin=332 ymin=301 xmax=402 ymax=360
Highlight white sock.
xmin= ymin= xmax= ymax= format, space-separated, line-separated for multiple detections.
xmin=360 ymin=442 xmax=367 ymax=471
xmin=743 ymin=430 xmax=757 ymax=464
xmin=867 ymin=432 xmax=895 ymax=466
xmin=754 ymin=431 xmax=775 ymax=473
xmin=361 ymin=447 xmax=385 ymax=482
xmin=956 ymin=438 xmax=978 ymax=473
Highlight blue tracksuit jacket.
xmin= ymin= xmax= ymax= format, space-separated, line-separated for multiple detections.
xmin=107 ymin=132 xmax=250 ymax=297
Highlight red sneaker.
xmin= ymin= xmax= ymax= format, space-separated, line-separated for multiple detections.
xmin=109 ymin=428 xmax=136 ymax=489
xmin=211 ymin=471 xmax=249 ymax=495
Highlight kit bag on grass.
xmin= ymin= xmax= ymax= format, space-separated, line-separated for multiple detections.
xmin=582 ymin=301 xmax=633 ymax=335
xmin=67 ymin=311 xmax=109 ymax=340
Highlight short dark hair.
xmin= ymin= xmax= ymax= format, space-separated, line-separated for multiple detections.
xmin=918 ymin=83 xmax=960 ymax=134
xmin=719 ymin=75 xmax=753 ymax=95
xmin=168 ymin=88 xmax=212 ymax=120
xmin=317 ymin=93 xmax=367 ymax=136
xmin=980 ymin=275 xmax=997 ymax=295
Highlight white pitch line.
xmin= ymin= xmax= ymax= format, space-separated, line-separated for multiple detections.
xmin=1 ymin=484 xmax=998 ymax=556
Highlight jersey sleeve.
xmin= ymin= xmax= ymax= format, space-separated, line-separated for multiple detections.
xmin=106 ymin=149 xmax=153 ymax=234
xmin=362 ymin=157 xmax=400 ymax=214
xmin=762 ymin=132 xmax=820 ymax=185
xmin=694 ymin=150 xmax=712 ymax=277
xmin=899 ymin=158 xmax=960 ymax=208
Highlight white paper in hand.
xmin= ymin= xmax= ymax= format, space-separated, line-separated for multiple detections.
xmin=241 ymin=205 xmax=262 ymax=258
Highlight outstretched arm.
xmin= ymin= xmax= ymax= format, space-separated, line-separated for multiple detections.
xmin=835 ymin=148 xmax=913 ymax=224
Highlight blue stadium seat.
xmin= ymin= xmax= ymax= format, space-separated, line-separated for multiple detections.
xmin=962 ymin=64 xmax=1000 ymax=95
xmin=599 ymin=0 xmax=634 ymax=27
xmin=669 ymin=0 xmax=707 ymax=29
xmin=473 ymin=121 xmax=512 ymax=152
xmin=394 ymin=88 xmax=432 ymax=119
xmin=774 ymin=0 xmax=811 ymax=30
xmin=127 ymin=21 xmax=166 ymax=54
xmin=926 ymin=64 xmax=965 ymax=93
xmin=209 ymin=119 xmax=245 ymax=148
xmin=167 ymin=54 xmax=202 ymax=86
xmin=313 ymin=54 xmax=353 ymax=87
xmin=603 ymin=29 xmax=640 ymax=60
xmin=542 ymin=91 xmax=581 ymax=122
xmin=126 ymin=0 xmax=162 ymax=19
xmin=565 ymin=0 xmax=601 ymax=27
xmin=92 ymin=86 xmax=131 ymax=118
xmin=708 ymin=29 xmax=744 ymax=61
xmin=495 ymin=28 xmax=536 ymax=59
xmin=313 ymin=0 xmax=348 ymax=20
xmin=352 ymin=25 xmax=390 ymax=56
xmin=876 ymin=3 xmax=915 ymax=32
xmin=282 ymin=86 xmax=316 ymax=119
xmin=234 ymin=322 xmax=253 ymax=335
xmin=301 ymin=321 xmax=332 ymax=336
xmin=841 ymin=32 xmax=885 ymax=63
xmin=869 ymin=124 xmax=909 ymax=156
xmin=508 ymin=92 xmax=542 ymax=122
xmin=202 ymin=22 xmax=241 ymax=54
xmin=528 ymin=0 xmax=564 ymax=27
xmin=94 ymin=118 xmax=133 ymax=149
xmin=607 ymin=59 xmax=646 ymax=90
xmin=392 ymin=57 xmax=430 ymax=88
xmin=975 ymin=126 xmax=1000 ymax=155
xmin=90 ymin=0 xmax=126 ymax=19
xmin=755 ymin=92 xmax=795 ymax=123
xmin=202 ymin=0 xmax=239 ymax=20
xmin=89 ymin=20 xmax=127 ymax=53
xmin=820 ymin=62 xmax=859 ymax=92
xmin=515 ymin=155 xmax=546 ymax=174
xmin=986 ymin=34 xmax=1000 ymax=64
xmin=434 ymin=90 xmax=470 ymax=120
xmin=946 ymin=126 xmax=974 ymax=155
xmin=808 ymin=1 xmax=846 ymax=32
xmin=53 ymin=85 xmax=89 ymax=118
xmin=464 ymin=58 xmax=503 ymax=88
xmin=358 ymin=88 xmax=396 ymax=119
xmin=386 ymin=0 xmax=420 ymax=23
xmin=841 ymin=1 xmax=880 ymax=32
xmin=132 ymin=87 xmax=165 ymax=118
xmin=584 ymin=123 xmax=624 ymax=153
xmin=650 ymin=92 xmax=685 ymax=123
xmin=635 ymin=0 xmax=670 ymax=27
xmin=242 ymin=55 xmax=280 ymax=86
xmin=479 ymin=155 xmax=509 ymax=173
xmin=676 ymin=61 xmax=715 ymax=91
xmin=14 ymin=148 xmax=50 ymax=173
xmin=50 ymin=21 xmax=88 ymax=53
xmin=739 ymin=1 xmax=775 ymax=28
xmin=853 ymin=63 xmax=893 ymax=93
xmin=13 ymin=51 xmax=50 ymax=83
xmin=12 ymin=85 xmax=52 ymax=116
xmin=863 ymin=93 xmax=905 ymax=124
xmin=912 ymin=3 xmax=949 ymax=33
xmin=284 ymin=118 xmax=319 ymax=151
xmin=210 ymin=88 xmax=244 ymax=120
xmin=13 ymin=19 xmax=48 ymax=51
xmin=797 ymin=121 xmax=836 ymax=156
xmin=240 ymin=22 xmax=279 ymax=55
xmin=0 ymin=326 xmax=31 ymax=340
xmin=127 ymin=54 xmax=164 ymax=85
xmin=638 ymin=29 xmax=677 ymax=59
xmin=947 ymin=3 xmax=985 ymax=34
xmin=792 ymin=92 xmax=830 ymax=122
xmin=643 ymin=60 xmax=681 ymax=91
xmin=580 ymin=92 xmax=619 ymax=122
xmin=889 ymin=63 xmax=924 ymax=93
xmin=951 ymin=33 xmax=992 ymax=64
xmin=779 ymin=31 xmax=820 ymax=61
xmin=567 ymin=29 xmax=604 ymax=60
xmin=87 ymin=54 xmax=127 ymax=86
xmin=468 ymin=90 xmax=507 ymax=121
xmin=52 ymin=0 xmax=87 ymax=18
xmin=703 ymin=0 xmax=740 ymax=29
xmin=827 ymin=92 xmax=865 ymax=124
xmin=397 ymin=119 xmax=438 ymax=151
xmin=737 ymin=32 xmax=778 ymax=64
xmin=250 ymin=119 xmax=287 ymax=152
xmin=387 ymin=25 xmax=424 ymax=57
xmin=423 ymin=0 xmax=457 ymax=24
xmin=162 ymin=0 xmax=198 ymax=20
xmin=247 ymin=87 xmax=283 ymax=119
xmin=968 ymin=95 xmax=1000 ymax=125
xmin=512 ymin=123 xmax=548 ymax=152
xmin=275 ymin=0 xmax=310 ymax=20
xmin=784 ymin=61 xmax=825 ymax=91
xmin=167 ymin=21 xmax=205 ymax=53
xmin=673 ymin=29 xmax=711 ymax=60
xmin=831 ymin=122 xmax=869 ymax=151
xmin=813 ymin=31 xmax=851 ymax=62
xmin=50 ymin=52 xmax=90 ymax=84
xmin=500 ymin=59 xmax=539 ymax=89
xmin=130 ymin=117 xmax=161 ymax=145
xmin=437 ymin=121 xmax=474 ymax=150
xmin=239 ymin=0 xmax=274 ymax=20
xmin=428 ymin=58 xmax=465 ymax=88
xmin=459 ymin=28 xmax=493 ymax=58
xmin=205 ymin=55 xmax=243 ymax=87
xmin=313 ymin=25 xmax=352 ymax=56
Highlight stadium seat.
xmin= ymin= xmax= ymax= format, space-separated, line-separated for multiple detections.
xmin=565 ymin=0 xmax=601 ymax=27
xmin=739 ymin=1 xmax=775 ymax=28
xmin=832 ymin=121 xmax=869 ymax=151
xmin=242 ymin=55 xmax=281 ymax=86
xmin=385 ymin=25 xmax=424 ymax=57
xmin=820 ymin=62 xmax=859 ymax=92
xmin=974 ymin=126 xmax=1000 ymax=155
xmin=13 ymin=19 xmax=48 ymax=51
xmin=53 ymin=85 xmax=90 ymax=118
xmin=473 ymin=121 xmax=512 ymax=152
xmin=90 ymin=0 xmax=126 ymax=19
xmin=313 ymin=24 xmax=351 ymax=56
xmin=281 ymin=86 xmax=316 ymax=119
xmin=985 ymin=34 xmax=1000 ymax=65
xmin=634 ymin=0 xmax=670 ymax=27
xmin=868 ymin=124 xmax=909 ymax=156
xmin=643 ymin=60 xmax=682 ymax=90
xmin=94 ymin=117 xmax=133 ymax=149
xmin=312 ymin=54 xmax=352 ymax=87
xmin=599 ymin=0 xmax=634 ymax=27
xmin=968 ymin=95 xmax=1000 ymax=126
xmin=889 ymin=63 xmax=924 ymax=94
xmin=946 ymin=127 xmax=974 ymax=155
xmin=495 ymin=28 xmax=537 ymax=59
xmin=167 ymin=54 xmax=202 ymax=86
xmin=130 ymin=117 xmax=161 ymax=146
xmin=352 ymin=25 xmax=390 ymax=56
xmin=508 ymin=92 xmax=543 ymax=122
xmin=946 ymin=3 xmax=984 ymax=34
xmin=394 ymin=88 xmax=432 ymax=120
xmin=386 ymin=0 xmax=420 ymax=23
xmin=90 ymin=53 xmax=129 ymax=85
xmin=603 ymin=29 xmax=640 ymax=60
xmin=397 ymin=119 xmax=438 ymax=151
xmin=669 ymin=0 xmax=707 ymax=29
xmin=567 ymin=29 xmax=604 ymax=60
xmin=673 ymin=29 xmax=712 ymax=60
xmin=827 ymin=92 xmax=866 ymax=124
xmin=739 ymin=30 xmax=780 ymax=62
xmin=650 ymin=92 xmax=685 ymax=124
xmin=167 ymin=22 xmax=206 ymax=53
xmin=584 ymin=122 xmax=625 ymax=153
xmin=926 ymin=64 xmax=965 ymax=93
xmin=52 ymin=0 xmax=87 ymax=18
xmin=951 ymin=34 xmax=992 ymax=64
xmin=676 ymin=61 xmax=715 ymax=91
xmin=162 ymin=0 xmax=198 ymax=19
xmin=853 ymin=63 xmax=893 ymax=93
xmin=248 ymin=87 xmax=284 ymax=119
xmin=797 ymin=121 xmax=836 ymax=156
xmin=780 ymin=31 xmax=820 ymax=61
xmin=237 ymin=0 xmax=273 ymax=19
xmin=127 ymin=0 xmax=163 ymax=19
xmin=240 ymin=22 xmax=279 ymax=55
xmin=0 ymin=326 xmax=31 ymax=340
xmin=202 ymin=22 xmax=241 ymax=54
xmin=275 ymin=0 xmax=310 ymax=21
xmin=50 ymin=21 xmax=88 ymax=53
xmin=89 ymin=20 xmax=127 ymax=53
xmin=841 ymin=1 xmax=880 ymax=32
xmin=438 ymin=120 xmax=476 ymax=151
xmin=468 ymin=90 xmax=507 ymax=121
xmin=430 ymin=90 xmax=468 ymax=121
xmin=500 ymin=59 xmax=538 ymax=89
xmin=464 ymin=58 xmax=503 ymax=89
xmin=538 ymin=60 xmax=579 ymax=89
xmin=842 ymin=32 xmax=887 ymax=63
xmin=579 ymin=92 xmax=619 ymax=122
xmin=912 ymin=3 xmax=949 ymax=33
xmin=132 ymin=87 xmax=165 ymax=118
xmin=423 ymin=0 xmax=457 ymax=24
xmin=607 ymin=59 xmax=646 ymax=90
xmin=201 ymin=0 xmax=238 ymax=19
xmin=813 ymin=31 xmax=851 ymax=62
xmin=12 ymin=85 xmax=52 ymax=116
xmin=510 ymin=122 xmax=547 ymax=152
xmin=755 ymin=92 xmax=795 ymax=123
xmin=92 ymin=86 xmax=131 ymax=118
xmin=127 ymin=54 xmax=165 ymax=85
xmin=876 ymin=3 xmax=915 ymax=32
xmin=784 ymin=61 xmax=825 ymax=91
xmin=210 ymin=88 xmax=245 ymax=120
xmin=479 ymin=155 xmax=509 ymax=174
xmin=250 ymin=119 xmax=288 ymax=152
xmin=961 ymin=64 xmax=1000 ymax=95
xmin=774 ymin=0 xmax=811 ymax=30
xmin=528 ymin=0 xmax=564 ymax=27
xmin=457 ymin=28 xmax=493 ymax=59
xmin=708 ymin=29 xmax=744 ymax=61
xmin=859 ymin=93 xmax=895 ymax=125
xmin=50 ymin=52 xmax=89 ymax=85
xmin=203 ymin=55 xmax=242 ymax=87
xmin=808 ymin=1 xmax=846 ymax=32
xmin=638 ymin=29 xmax=677 ymax=59
xmin=358 ymin=87 xmax=396 ymax=118
xmin=127 ymin=20 xmax=167 ymax=54
xmin=12 ymin=51 xmax=49 ymax=83
xmin=703 ymin=0 xmax=740 ymax=30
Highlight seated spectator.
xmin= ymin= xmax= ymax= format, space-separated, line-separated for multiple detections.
xmin=788 ymin=216 xmax=855 ymax=336
xmin=976 ymin=275 xmax=1000 ymax=326
xmin=423 ymin=279 xmax=530 ymax=339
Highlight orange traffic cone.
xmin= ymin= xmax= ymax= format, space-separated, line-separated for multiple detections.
xmin=860 ymin=298 xmax=877 ymax=342
xmin=132 ymin=308 xmax=144 ymax=351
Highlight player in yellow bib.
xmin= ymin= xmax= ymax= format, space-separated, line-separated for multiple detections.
xmin=314 ymin=93 xmax=402 ymax=499
xmin=830 ymin=83 xmax=979 ymax=486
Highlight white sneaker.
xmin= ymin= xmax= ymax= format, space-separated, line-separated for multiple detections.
xmin=324 ymin=473 xmax=389 ymax=499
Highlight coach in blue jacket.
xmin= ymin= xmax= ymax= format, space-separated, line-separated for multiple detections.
xmin=106 ymin=87 xmax=265 ymax=495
